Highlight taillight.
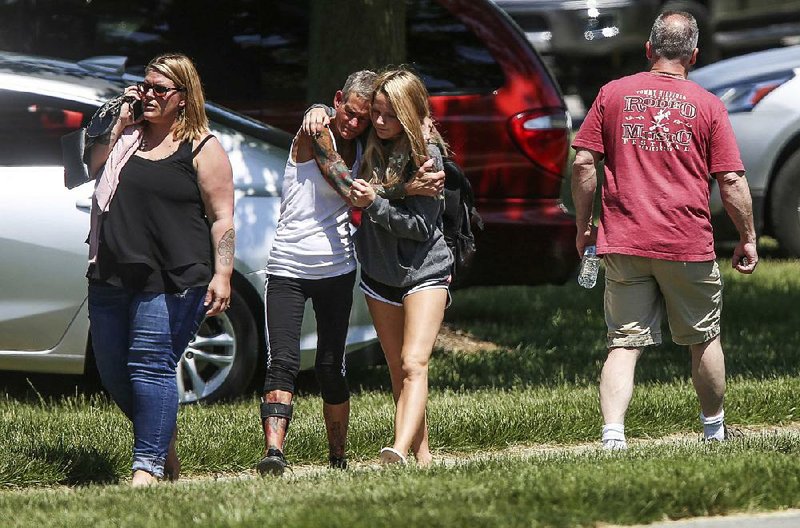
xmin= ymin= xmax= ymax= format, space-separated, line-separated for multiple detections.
xmin=508 ymin=109 xmax=570 ymax=177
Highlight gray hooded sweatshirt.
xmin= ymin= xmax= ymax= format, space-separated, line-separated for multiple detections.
xmin=355 ymin=144 xmax=453 ymax=287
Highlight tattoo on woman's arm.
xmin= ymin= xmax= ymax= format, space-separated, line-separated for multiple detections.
xmin=217 ymin=228 xmax=235 ymax=266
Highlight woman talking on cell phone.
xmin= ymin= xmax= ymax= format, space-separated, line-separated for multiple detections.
xmin=85 ymin=53 xmax=234 ymax=486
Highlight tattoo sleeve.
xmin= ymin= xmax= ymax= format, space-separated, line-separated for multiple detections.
xmin=217 ymin=228 xmax=235 ymax=267
xmin=311 ymin=132 xmax=355 ymax=201
xmin=310 ymin=132 xmax=409 ymax=202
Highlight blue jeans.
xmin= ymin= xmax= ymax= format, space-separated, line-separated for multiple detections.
xmin=88 ymin=282 xmax=207 ymax=478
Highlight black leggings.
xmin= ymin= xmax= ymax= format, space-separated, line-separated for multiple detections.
xmin=262 ymin=271 xmax=355 ymax=404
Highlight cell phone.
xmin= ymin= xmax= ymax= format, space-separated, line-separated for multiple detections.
xmin=131 ymin=99 xmax=144 ymax=121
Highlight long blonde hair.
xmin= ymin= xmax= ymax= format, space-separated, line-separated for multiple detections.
xmin=145 ymin=53 xmax=209 ymax=142
xmin=361 ymin=69 xmax=434 ymax=186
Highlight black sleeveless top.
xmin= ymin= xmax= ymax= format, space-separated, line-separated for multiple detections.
xmin=88 ymin=137 xmax=215 ymax=293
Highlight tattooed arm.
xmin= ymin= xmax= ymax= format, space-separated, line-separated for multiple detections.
xmin=310 ymin=127 xmax=356 ymax=203
xmin=195 ymin=134 xmax=235 ymax=316
xmin=310 ymin=130 xmax=444 ymax=202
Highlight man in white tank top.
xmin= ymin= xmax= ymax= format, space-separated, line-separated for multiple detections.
xmin=257 ymin=71 xmax=445 ymax=475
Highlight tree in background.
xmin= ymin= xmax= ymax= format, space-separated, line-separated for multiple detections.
xmin=307 ymin=0 xmax=406 ymax=103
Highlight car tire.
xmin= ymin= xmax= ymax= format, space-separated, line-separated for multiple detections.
xmin=770 ymin=149 xmax=800 ymax=257
xmin=177 ymin=286 xmax=259 ymax=404
xmin=662 ymin=1 xmax=717 ymax=65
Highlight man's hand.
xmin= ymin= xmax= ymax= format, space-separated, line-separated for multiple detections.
xmin=406 ymin=158 xmax=445 ymax=196
xmin=571 ymin=148 xmax=601 ymax=256
xmin=302 ymin=107 xmax=331 ymax=136
xmin=576 ymin=224 xmax=597 ymax=257
xmin=350 ymin=178 xmax=376 ymax=208
xmin=732 ymin=240 xmax=758 ymax=274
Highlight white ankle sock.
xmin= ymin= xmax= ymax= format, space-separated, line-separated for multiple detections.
xmin=602 ymin=423 xmax=627 ymax=450
xmin=701 ymin=410 xmax=725 ymax=441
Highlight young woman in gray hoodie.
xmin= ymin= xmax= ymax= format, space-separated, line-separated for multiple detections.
xmin=348 ymin=69 xmax=453 ymax=466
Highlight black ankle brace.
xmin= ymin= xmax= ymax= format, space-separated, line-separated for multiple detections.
xmin=260 ymin=401 xmax=293 ymax=423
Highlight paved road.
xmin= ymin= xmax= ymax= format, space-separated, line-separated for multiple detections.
xmin=632 ymin=509 xmax=800 ymax=527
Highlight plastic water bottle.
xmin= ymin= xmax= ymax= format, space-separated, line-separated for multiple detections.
xmin=577 ymin=245 xmax=600 ymax=289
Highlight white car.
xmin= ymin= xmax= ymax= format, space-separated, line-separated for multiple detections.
xmin=691 ymin=45 xmax=800 ymax=256
xmin=0 ymin=52 xmax=377 ymax=402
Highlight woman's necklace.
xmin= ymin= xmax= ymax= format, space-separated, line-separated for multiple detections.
xmin=138 ymin=131 xmax=177 ymax=159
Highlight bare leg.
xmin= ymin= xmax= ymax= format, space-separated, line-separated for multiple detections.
xmin=367 ymin=292 xmax=444 ymax=465
xmin=366 ymin=296 xmax=412 ymax=457
xmin=323 ymin=400 xmax=349 ymax=459
xmin=262 ymin=390 xmax=293 ymax=452
xmin=599 ymin=347 xmax=642 ymax=425
xmin=393 ymin=289 xmax=447 ymax=460
xmin=690 ymin=336 xmax=726 ymax=417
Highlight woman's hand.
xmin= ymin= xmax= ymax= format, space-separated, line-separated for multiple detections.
xmin=204 ymin=272 xmax=232 ymax=316
xmin=119 ymin=85 xmax=144 ymax=128
xmin=405 ymin=158 xmax=445 ymax=196
xmin=350 ymin=178 xmax=376 ymax=208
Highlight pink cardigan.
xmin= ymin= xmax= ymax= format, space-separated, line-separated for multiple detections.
xmin=88 ymin=125 xmax=142 ymax=264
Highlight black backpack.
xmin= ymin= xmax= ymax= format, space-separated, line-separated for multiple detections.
xmin=442 ymin=157 xmax=483 ymax=287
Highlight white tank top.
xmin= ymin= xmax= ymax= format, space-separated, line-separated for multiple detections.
xmin=266 ymin=130 xmax=360 ymax=279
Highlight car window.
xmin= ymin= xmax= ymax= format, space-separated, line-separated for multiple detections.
xmin=0 ymin=91 xmax=92 ymax=166
xmin=407 ymin=0 xmax=505 ymax=94
xmin=0 ymin=0 xmax=503 ymax=104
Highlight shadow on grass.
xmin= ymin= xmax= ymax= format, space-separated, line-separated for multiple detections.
xmin=23 ymin=445 xmax=120 ymax=485
xmin=0 ymin=372 xmax=104 ymax=404
xmin=3 ymin=255 xmax=797 ymax=400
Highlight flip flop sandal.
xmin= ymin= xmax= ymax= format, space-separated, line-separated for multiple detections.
xmin=379 ymin=447 xmax=407 ymax=465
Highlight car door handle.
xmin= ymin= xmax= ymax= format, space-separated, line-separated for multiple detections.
xmin=75 ymin=197 xmax=92 ymax=210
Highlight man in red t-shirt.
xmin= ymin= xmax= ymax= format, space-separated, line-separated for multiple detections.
xmin=571 ymin=11 xmax=758 ymax=450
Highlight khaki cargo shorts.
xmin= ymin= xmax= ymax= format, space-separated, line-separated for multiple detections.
xmin=603 ymin=254 xmax=722 ymax=348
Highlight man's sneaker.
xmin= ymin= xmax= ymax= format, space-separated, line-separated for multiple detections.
xmin=329 ymin=455 xmax=347 ymax=470
xmin=703 ymin=425 xmax=745 ymax=442
xmin=257 ymin=448 xmax=289 ymax=476
xmin=602 ymin=439 xmax=628 ymax=451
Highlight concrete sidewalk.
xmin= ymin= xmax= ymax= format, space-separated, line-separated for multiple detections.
xmin=630 ymin=509 xmax=800 ymax=527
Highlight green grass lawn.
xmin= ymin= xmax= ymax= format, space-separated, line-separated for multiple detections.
xmin=1 ymin=259 xmax=798 ymax=526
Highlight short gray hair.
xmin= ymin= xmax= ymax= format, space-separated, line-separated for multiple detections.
xmin=342 ymin=70 xmax=377 ymax=101
xmin=649 ymin=11 xmax=699 ymax=61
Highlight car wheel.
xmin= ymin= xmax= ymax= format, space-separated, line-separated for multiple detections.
xmin=770 ymin=149 xmax=800 ymax=257
xmin=177 ymin=286 xmax=259 ymax=404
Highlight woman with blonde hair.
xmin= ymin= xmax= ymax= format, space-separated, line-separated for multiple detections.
xmin=348 ymin=68 xmax=453 ymax=466
xmin=86 ymin=53 xmax=234 ymax=486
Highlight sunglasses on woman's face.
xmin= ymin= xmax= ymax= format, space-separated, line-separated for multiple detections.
xmin=138 ymin=82 xmax=186 ymax=96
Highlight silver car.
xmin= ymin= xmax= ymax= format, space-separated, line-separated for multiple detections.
xmin=0 ymin=52 xmax=377 ymax=402
xmin=691 ymin=45 xmax=800 ymax=256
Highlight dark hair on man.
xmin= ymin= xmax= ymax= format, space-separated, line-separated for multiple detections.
xmin=649 ymin=11 xmax=699 ymax=61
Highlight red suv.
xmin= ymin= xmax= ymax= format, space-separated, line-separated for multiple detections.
xmin=0 ymin=0 xmax=578 ymax=286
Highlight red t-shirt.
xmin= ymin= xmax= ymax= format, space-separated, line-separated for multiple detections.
xmin=572 ymin=71 xmax=744 ymax=261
